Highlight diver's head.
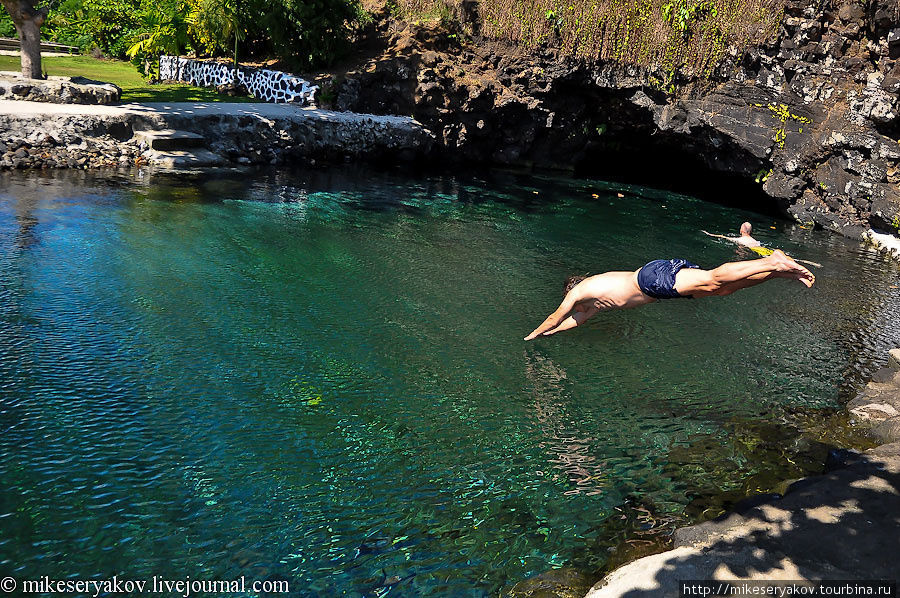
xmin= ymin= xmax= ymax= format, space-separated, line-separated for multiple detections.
xmin=563 ymin=275 xmax=586 ymax=296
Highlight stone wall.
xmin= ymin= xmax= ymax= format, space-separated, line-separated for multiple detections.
xmin=0 ymin=104 xmax=433 ymax=170
xmin=159 ymin=56 xmax=318 ymax=105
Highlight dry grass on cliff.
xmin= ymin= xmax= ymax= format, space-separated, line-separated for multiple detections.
xmin=393 ymin=0 xmax=784 ymax=81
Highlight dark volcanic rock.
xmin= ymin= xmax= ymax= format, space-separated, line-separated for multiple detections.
xmin=332 ymin=0 xmax=900 ymax=238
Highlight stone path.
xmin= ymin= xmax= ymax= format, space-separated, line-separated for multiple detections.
xmin=0 ymin=50 xmax=74 ymax=57
xmin=0 ymin=99 xmax=421 ymax=128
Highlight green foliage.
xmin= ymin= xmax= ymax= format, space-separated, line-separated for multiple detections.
xmin=43 ymin=0 xmax=90 ymax=48
xmin=126 ymin=0 xmax=193 ymax=77
xmin=756 ymin=102 xmax=812 ymax=148
xmin=0 ymin=10 xmax=15 ymax=37
xmin=83 ymin=0 xmax=141 ymax=57
xmin=392 ymin=0 xmax=784 ymax=85
xmin=7 ymin=0 xmax=367 ymax=73
xmin=186 ymin=0 xmax=241 ymax=55
xmin=755 ymin=168 xmax=771 ymax=184
xmin=261 ymin=0 xmax=364 ymax=70
xmin=38 ymin=0 xmax=143 ymax=57
xmin=189 ymin=0 xmax=371 ymax=70
xmin=661 ymin=0 xmax=717 ymax=39
xmin=187 ymin=0 xmax=368 ymax=70
xmin=37 ymin=0 xmax=196 ymax=71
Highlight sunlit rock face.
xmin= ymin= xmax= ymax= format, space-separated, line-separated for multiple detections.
xmin=331 ymin=0 xmax=900 ymax=238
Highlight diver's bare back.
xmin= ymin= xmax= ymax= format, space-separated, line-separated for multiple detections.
xmin=578 ymin=270 xmax=657 ymax=310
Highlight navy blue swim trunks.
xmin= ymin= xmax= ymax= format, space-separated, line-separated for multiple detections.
xmin=637 ymin=259 xmax=700 ymax=299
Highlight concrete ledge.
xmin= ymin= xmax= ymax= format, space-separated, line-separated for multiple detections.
xmin=862 ymin=230 xmax=900 ymax=260
xmin=0 ymin=100 xmax=434 ymax=169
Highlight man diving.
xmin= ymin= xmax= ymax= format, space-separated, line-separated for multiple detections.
xmin=523 ymin=251 xmax=814 ymax=341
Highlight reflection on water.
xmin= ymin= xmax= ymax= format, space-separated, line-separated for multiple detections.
xmin=526 ymin=351 xmax=611 ymax=498
xmin=1 ymin=166 xmax=899 ymax=596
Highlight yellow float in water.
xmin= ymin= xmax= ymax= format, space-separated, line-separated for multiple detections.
xmin=750 ymin=246 xmax=775 ymax=257
xmin=751 ymin=245 xmax=822 ymax=268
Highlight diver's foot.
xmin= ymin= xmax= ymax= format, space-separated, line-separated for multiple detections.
xmin=770 ymin=250 xmax=815 ymax=287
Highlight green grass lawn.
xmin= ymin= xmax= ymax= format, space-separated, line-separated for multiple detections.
xmin=0 ymin=55 xmax=259 ymax=103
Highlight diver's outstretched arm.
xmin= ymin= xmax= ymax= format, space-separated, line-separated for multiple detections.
xmin=524 ymin=287 xmax=589 ymax=341
xmin=542 ymin=307 xmax=600 ymax=336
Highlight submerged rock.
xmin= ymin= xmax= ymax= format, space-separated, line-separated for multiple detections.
xmin=502 ymin=568 xmax=594 ymax=598
xmin=580 ymin=349 xmax=900 ymax=597
xmin=871 ymin=417 xmax=900 ymax=444
xmin=847 ymin=350 xmax=900 ymax=443
xmin=890 ymin=349 xmax=900 ymax=370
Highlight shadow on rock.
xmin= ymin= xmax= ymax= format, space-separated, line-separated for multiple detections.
xmin=587 ymin=442 xmax=900 ymax=597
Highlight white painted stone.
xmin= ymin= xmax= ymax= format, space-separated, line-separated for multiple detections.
xmin=862 ymin=230 xmax=900 ymax=259
xmin=159 ymin=56 xmax=318 ymax=106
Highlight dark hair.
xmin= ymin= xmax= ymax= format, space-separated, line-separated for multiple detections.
xmin=563 ymin=275 xmax=586 ymax=295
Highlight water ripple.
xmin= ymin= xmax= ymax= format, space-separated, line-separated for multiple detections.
xmin=1 ymin=168 xmax=899 ymax=595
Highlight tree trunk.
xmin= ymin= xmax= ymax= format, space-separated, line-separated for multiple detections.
xmin=0 ymin=1 xmax=48 ymax=80
xmin=15 ymin=18 xmax=42 ymax=79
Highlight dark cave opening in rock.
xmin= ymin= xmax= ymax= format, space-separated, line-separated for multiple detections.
xmin=571 ymin=141 xmax=786 ymax=219
xmin=447 ymin=80 xmax=791 ymax=220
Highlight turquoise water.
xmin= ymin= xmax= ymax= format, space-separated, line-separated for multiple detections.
xmin=1 ymin=167 xmax=899 ymax=596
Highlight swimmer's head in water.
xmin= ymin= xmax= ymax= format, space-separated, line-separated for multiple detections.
xmin=563 ymin=275 xmax=586 ymax=296
xmin=740 ymin=222 xmax=753 ymax=236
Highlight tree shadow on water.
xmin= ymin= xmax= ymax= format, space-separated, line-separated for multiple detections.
xmin=593 ymin=443 xmax=900 ymax=597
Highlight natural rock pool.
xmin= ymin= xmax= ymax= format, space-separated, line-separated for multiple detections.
xmin=2 ymin=167 xmax=899 ymax=596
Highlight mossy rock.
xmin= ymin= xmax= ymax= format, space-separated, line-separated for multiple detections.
xmin=871 ymin=417 xmax=900 ymax=444
xmin=503 ymin=568 xmax=595 ymax=598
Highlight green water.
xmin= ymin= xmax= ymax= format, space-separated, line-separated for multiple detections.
xmin=1 ymin=167 xmax=899 ymax=596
